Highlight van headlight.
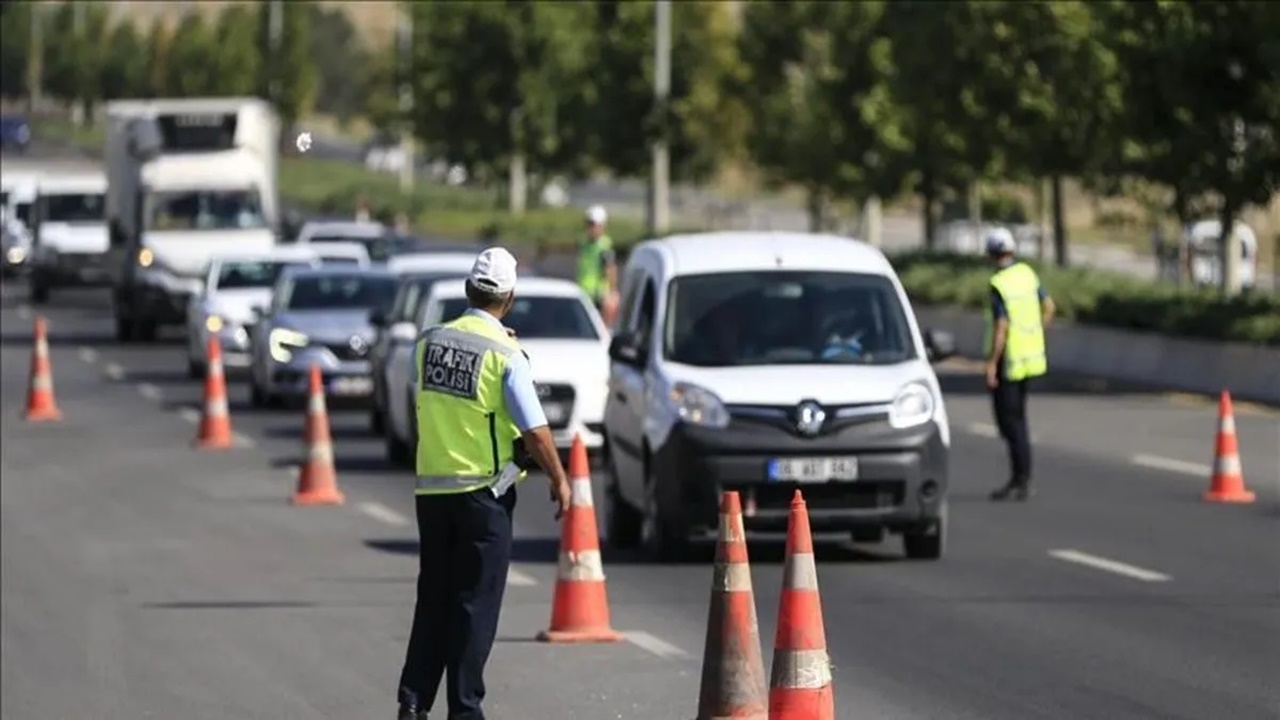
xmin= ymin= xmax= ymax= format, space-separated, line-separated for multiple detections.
xmin=888 ymin=382 xmax=935 ymax=429
xmin=668 ymin=382 xmax=730 ymax=429
xmin=268 ymin=328 xmax=309 ymax=363
xmin=205 ymin=314 xmax=225 ymax=333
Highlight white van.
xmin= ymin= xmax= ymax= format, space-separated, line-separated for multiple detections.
xmin=28 ymin=172 xmax=111 ymax=302
xmin=602 ymin=232 xmax=956 ymax=561
xmin=1 ymin=173 xmax=38 ymax=276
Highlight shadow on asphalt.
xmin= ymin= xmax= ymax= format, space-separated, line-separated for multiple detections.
xmin=139 ymin=600 xmax=318 ymax=610
xmin=262 ymin=422 xmax=376 ymax=442
xmin=0 ymin=330 xmax=124 ymax=348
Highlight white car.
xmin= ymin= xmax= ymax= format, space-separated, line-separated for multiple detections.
xmin=601 ymin=231 xmax=957 ymax=561
xmin=383 ymin=277 xmax=610 ymax=466
xmin=384 ymin=251 xmax=476 ymax=276
xmin=185 ymin=247 xmax=321 ymax=377
xmin=310 ymin=240 xmax=371 ymax=267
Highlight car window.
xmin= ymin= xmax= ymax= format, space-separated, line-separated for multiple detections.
xmin=439 ymin=296 xmax=599 ymax=340
xmin=397 ymin=283 xmax=424 ymax=322
xmin=663 ymin=271 xmax=916 ymax=367
xmin=215 ymin=260 xmax=307 ymax=290
xmin=617 ymin=266 xmax=644 ymax=332
xmin=281 ymin=274 xmax=399 ymax=312
xmin=318 ymin=256 xmax=362 ymax=266
xmin=42 ymin=193 xmax=105 ymax=223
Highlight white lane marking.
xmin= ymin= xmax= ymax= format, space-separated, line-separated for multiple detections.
xmin=506 ymin=568 xmax=537 ymax=587
xmin=1131 ymin=454 xmax=1211 ymax=478
xmin=358 ymin=501 xmax=409 ymax=527
xmin=137 ymin=383 xmax=162 ymax=401
xmin=1049 ymin=549 xmax=1171 ymax=583
xmin=17 ymin=304 xmax=31 ymax=319
xmin=624 ymin=631 xmax=692 ymax=660
xmin=103 ymin=363 xmax=125 ymax=381
xmin=968 ymin=422 xmax=999 ymax=438
xmin=177 ymin=407 xmax=201 ymax=424
xmin=77 ymin=347 xmax=98 ymax=363
xmin=232 ymin=432 xmax=256 ymax=448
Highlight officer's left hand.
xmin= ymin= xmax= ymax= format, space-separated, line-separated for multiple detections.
xmin=984 ymin=362 xmax=999 ymax=389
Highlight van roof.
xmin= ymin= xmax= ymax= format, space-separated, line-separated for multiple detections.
xmin=641 ymin=231 xmax=894 ymax=278
xmin=37 ymin=172 xmax=107 ymax=194
xmin=430 ymin=276 xmax=585 ymax=300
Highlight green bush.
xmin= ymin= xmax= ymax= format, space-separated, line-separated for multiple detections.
xmin=892 ymin=251 xmax=1280 ymax=345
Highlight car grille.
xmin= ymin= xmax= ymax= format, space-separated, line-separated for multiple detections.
xmin=536 ymin=383 xmax=575 ymax=430
xmin=323 ymin=342 xmax=370 ymax=361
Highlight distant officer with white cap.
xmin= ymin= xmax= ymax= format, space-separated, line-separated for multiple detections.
xmin=983 ymin=227 xmax=1054 ymax=501
xmin=578 ymin=205 xmax=618 ymax=313
xmin=396 ymin=246 xmax=572 ymax=720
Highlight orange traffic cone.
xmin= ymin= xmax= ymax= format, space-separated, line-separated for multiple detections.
xmin=697 ymin=491 xmax=768 ymax=720
xmin=194 ymin=335 xmax=234 ymax=449
xmin=1203 ymin=390 xmax=1255 ymax=503
xmin=23 ymin=315 xmax=62 ymax=422
xmin=537 ymin=434 xmax=622 ymax=644
xmin=291 ymin=365 xmax=345 ymax=506
xmin=769 ymin=490 xmax=834 ymax=720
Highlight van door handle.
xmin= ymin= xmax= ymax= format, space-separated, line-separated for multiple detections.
xmin=613 ymin=391 xmax=627 ymax=404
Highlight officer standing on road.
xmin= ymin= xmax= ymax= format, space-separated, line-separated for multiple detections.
xmin=577 ymin=205 xmax=618 ymax=316
xmin=396 ymin=247 xmax=573 ymax=720
xmin=983 ymin=228 xmax=1055 ymax=502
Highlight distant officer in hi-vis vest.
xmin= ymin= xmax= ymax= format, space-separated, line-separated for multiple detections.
xmin=396 ymin=247 xmax=572 ymax=720
xmin=983 ymin=228 xmax=1054 ymax=502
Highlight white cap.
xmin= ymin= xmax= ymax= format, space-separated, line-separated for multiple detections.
xmin=469 ymin=247 xmax=518 ymax=295
xmin=585 ymin=205 xmax=608 ymax=225
xmin=984 ymin=227 xmax=1016 ymax=255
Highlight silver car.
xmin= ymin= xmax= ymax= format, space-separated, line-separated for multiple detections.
xmin=247 ymin=266 xmax=399 ymax=408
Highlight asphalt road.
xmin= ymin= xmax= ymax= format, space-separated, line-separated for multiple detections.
xmin=4 ymin=151 xmax=1280 ymax=719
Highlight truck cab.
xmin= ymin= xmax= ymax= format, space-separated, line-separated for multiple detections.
xmin=28 ymin=171 xmax=111 ymax=302
xmin=105 ymin=98 xmax=281 ymax=342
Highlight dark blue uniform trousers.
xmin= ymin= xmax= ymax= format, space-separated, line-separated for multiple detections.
xmin=399 ymin=487 xmax=516 ymax=720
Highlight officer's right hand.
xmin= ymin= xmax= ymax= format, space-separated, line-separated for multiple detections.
xmin=551 ymin=478 xmax=572 ymax=520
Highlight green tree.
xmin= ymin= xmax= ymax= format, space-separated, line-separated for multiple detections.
xmin=409 ymin=1 xmax=593 ymax=211
xmin=101 ymin=22 xmax=149 ymax=100
xmin=143 ymin=18 xmax=172 ymax=97
xmin=0 ymin=0 xmax=31 ymax=99
xmin=213 ymin=4 xmax=261 ymax=96
xmin=165 ymin=14 xmax=220 ymax=97
xmin=257 ymin=0 xmax=317 ymax=132
xmin=308 ymin=4 xmax=367 ymax=123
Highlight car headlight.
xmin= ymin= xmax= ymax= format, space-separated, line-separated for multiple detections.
xmin=268 ymin=328 xmax=309 ymax=363
xmin=205 ymin=314 xmax=225 ymax=333
xmin=888 ymin=382 xmax=936 ymax=429
xmin=668 ymin=381 xmax=730 ymax=429
xmin=6 ymin=247 xmax=24 ymax=263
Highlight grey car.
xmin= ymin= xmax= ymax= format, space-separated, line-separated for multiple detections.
xmin=247 ymin=266 xmax=400 ymax=408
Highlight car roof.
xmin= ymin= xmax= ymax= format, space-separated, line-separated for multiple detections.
xmin=386 ymin=252 xmax=477 ymax=274
xmin=211 ymin=246 xmax=318 ymax=265
xmin=298 ymin=221 xmax=387 ymax=240
xmin=429 ymin=276 xmax=585 ymax=300
xmin=310 ymin=241 xmax=370 ymax=258
xmin=36 ymin=172 xmax=108 ymax=194
xmin=285 ymin=265 xmax=396 ymax=281
xmin=638 ymin=231 xmax=895 ymax=278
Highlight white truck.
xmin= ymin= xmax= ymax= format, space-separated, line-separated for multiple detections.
xmin=104 ymin=97 xmax=281 ymax=342
xmin=28 ymin=171 xmax=111 ymax=302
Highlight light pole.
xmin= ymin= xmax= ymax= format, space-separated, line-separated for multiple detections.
xmin=649 ymin=0 xmax=672 ymax=235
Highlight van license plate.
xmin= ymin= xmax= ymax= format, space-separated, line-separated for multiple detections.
xmin=767 ymin=457 xmax=859 ymax=483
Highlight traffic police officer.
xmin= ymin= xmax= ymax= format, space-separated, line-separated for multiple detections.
xmin=397 ymin=247 xmax=572 ymax=720
xmin=983 ymin=228 xmax=1055 ymax=502
xmin=577 ymin=205 xmax=618 ymax=314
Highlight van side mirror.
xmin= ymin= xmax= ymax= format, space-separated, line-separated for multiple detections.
xmin=924 ymin=328 xmax=956 ymax=363
xmin=608 ymin=331 xmax=645 ymax=367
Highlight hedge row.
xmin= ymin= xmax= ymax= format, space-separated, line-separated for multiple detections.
xmin=892 ymin=251 xmax=1280 ymax=345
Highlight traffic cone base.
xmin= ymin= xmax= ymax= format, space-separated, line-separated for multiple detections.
xmin=1203 ymin=391 xmax=1254 ymax=504
xmin=538 ymin=436 xmax=622 ymax=644
xmin=291 ymin=364 xmax=345 ymax=506
xmin=24 ymin=316 xmax=62 ymax=422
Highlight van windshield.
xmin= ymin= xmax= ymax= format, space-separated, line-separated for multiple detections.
xmin=663 ymin=271 xmax=917 ymax=367
xmin=147 ymin=189 xmax=266 ymax=231
xmin=44 ymin=193 xmax=106 ymax=223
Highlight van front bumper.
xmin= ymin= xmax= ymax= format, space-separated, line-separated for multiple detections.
xmin=651 ymin=413 xmax=948 ymax=537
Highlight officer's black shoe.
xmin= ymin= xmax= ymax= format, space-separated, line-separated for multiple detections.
xmin=989 ymin=481 xmax=1032 ymax=502
xmin=396 ymin=704 xmax=426 ymax=720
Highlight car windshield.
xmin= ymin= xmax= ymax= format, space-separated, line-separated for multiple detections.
xmin=317 ymin=255 xmax=363 ymax=266
xmin=147 ymin=189 xmax=267 ymax=231
xmin=311 ymin=233 xmax=409 ymax=263
xmin=43 ymin=193 xmax=106 ymax=223
xmin=215 ymin=260 xmax=308 ymax=290
xmin=664 ymin=271 xmax=916 ymax=367
xmin=440 ymin=296 xmax=599 ymax=340
xmin=283 ymin=274 xmax=398 ymax=312
xmin=391 ymin=274 xmax=465 ymax=323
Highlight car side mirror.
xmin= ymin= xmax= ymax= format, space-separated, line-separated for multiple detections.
xmin=390 ymin=321 xmax=418 ymax=344
xmin=369 ymin=307 xmax=387 ymax=327
xmin=608 ymin=332 xmax=645 ymax=367
xmin=924 ymin=328 xmax=956 ymax=363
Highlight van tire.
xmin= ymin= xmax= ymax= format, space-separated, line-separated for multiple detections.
xmin=640 ymin=465 xmax=687 ymax=562
xmin=604 ymin=457 xmax=642 ymax=550
xmin=903 ymin=502 xmax=947 ymax=561
xmin=29 ymin=275 xmax=49 ymax=304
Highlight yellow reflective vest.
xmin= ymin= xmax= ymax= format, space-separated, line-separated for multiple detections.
xmin=984 ymin=262 xmax=1048 ymax=382
xmin=413 ymin=313 xmax=526 ymax=495
xmin=577 ymin=235 xmax=612 ymax=302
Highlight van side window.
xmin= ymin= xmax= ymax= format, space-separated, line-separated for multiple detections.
xmin=616 ymin=267 xmax=644 ymax=332
xmin=635 ymin=280 xmax=656 ymax=347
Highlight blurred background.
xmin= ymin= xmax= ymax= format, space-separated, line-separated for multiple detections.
xmin=1 ymin=0 xmax=1278 ymax=342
